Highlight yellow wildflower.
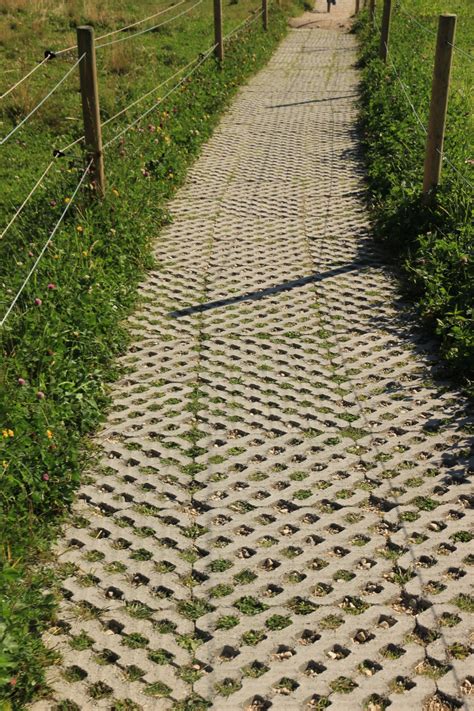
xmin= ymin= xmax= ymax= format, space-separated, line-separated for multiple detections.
xmin=46 ymin=430 xmax=53 ymax=439
xmin=77 ymin=225 xmax=83 ymax=233
xmin=64 ymin=197 xmax=71 ymax=204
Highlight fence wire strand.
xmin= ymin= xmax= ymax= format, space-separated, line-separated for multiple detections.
xmin=396 ymin=9 xmax=474 ymax=61
xmin=223 ymin=7 xmax=263 ymax=41
xmin=102 ymin=55 xmax=201 ymax=128
xmin=383 ymin=38 xmax=473 ymax=190
xmin=0 ymin=56 xmax=50 ymax=100
xmin=0 ymin=160 xmax=56 ymax=242
xmin=0 ymin=0 xmax=194 ymax=96
xmin=96 ymin=0 xmax=203 ymax=49
xmin=103 ymin=43 xmax=217 ymax=149
xmin=440 ymin=150 xmax=474 ymax=190
xmin=0 ymin=55 xmax=84 ymax=146
xmin=0 ymin=160 xmax=93 ymax=328
xmin=384 ymin=43 xmax=428 ymax=135
xmin=97 ymin=0 xmax=189 ymax=41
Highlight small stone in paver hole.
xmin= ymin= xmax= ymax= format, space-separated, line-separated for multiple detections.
xmin=353 ymin=629 xmax=374 ymax=644
xmin=462 ymin=677 xmax=474 ymax=695
xmin=245 ymin=697 xmax=270 ymax=711
xmin=272 ymin=646 xmax=295 ymax=660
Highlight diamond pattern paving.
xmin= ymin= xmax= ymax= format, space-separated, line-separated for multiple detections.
xmin=32 ymin=16 xmax=473 ymax=711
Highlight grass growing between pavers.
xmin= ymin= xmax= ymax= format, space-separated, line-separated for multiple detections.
xmin=356 ymin=0 xmax=473 ymax=389
xmin=0 ymin=0 xmax=305 ymax=705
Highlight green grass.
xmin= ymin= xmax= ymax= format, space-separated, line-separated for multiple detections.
xmin=0 ymin=0 xmax=305 ymax=706
xmin=357 ymin=0 xmax=473 ymax=389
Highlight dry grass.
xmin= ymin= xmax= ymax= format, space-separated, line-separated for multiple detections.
xmin=0 ymin=0 xmax=49 ymax=13
xmin=106 ymin=43 xmax=133 ymax=75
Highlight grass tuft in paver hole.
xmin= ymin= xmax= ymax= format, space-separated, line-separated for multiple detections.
xmin=215 ymin=678 xmax=242 ymax=697
xmin=209 ymin=558 xmax=233 ymax=573
xmin=234 ymin=596 xmax=268 ymax=615
xmin=144 ymin=681 xmax=172 ymax=697
xmin=242 ymin=629 xmax=266 ymax=646
xmin=210 ymin=583 xmax=234 ymax=598
xmin=69 ymin=631 xmax=94 ymax=651
xmin=172 ymin=694 xmax=212 ymax=710
xmin=363 ymin=694 xmax=390 ymax=710
xmin=178 ymin=663 xmax=205 ymax=684
xmin=121 ymin=633 xmax=149 ymax=649
xmin=416 ymin=657 xmax=452 ymax=679
xmin=306 ymin=694 xmax=331 ymax=709
xmin=88 ymin=681 xmax=113 ymax=699
xmin=330 ymin=676 xmax=358 ymax=694
xmin=124 ymin=665 xmax=146 ymax=681
xmin=320 ymin=614 xmax=344 ymax=630
xmin=234 ymin=569 xmax=258 ymax=584
xmin=54 ymin=702 xmax=81 ymax=711
xmin=62 ymin=666 xmax=87 ymax=682
xmin=125 ymin=601 xmax=154 ymax=619
xmin=110 ymin=700 xmax=142 ymax=711
xmin=288 ymin=597 xmax=318 ymax=615
xmin=447 ymin=643 xmax=471 ymax=660
xmin=242 ymin=661 xmax=269 ymax=678
xmin=439 ymin=613 xmax=462 ymax=629
xmin=265 ymin=614 xmax=292 ymax=630
xmin=274 ymin=677 xmax=299 ymax=695
xmin=148 ymin=648 xmax=174 ymax=664
xmin=216 ymin=615 xmax=239 ymax=630
xmin=177 ymin=599 xmax=214 ymax=619
xmin=452 ymin=594 xmax=474 ymax=613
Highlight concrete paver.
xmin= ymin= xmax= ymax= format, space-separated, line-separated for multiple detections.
xmin=32 ymin=5 xmax=473 ymax=710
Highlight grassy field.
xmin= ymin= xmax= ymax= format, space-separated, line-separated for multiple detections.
xmin=357 ymin=0 xmax=473 ymax=386
xmin=0 ymin=0 xmax=306 ymax=706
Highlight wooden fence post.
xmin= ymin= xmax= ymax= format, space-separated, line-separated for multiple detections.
xmin=369 ymin=0 xmax=375 ymax=25
xmin=422 ymin=14 xmax=456 ymax=197
xmin=379 ymin=0 xmax=392 ymax=62
xmin=214 ymin=0 xmax=224 ymax=63
xmin=77 ymin=26 xmax=105 ymax=196
xmin=355 ymin=0 xmax=360 ymax=14
xmin=327 ymin=0 xmax=331 ymax=13
xmin=262 ymin=0 xmax=268 ymax=30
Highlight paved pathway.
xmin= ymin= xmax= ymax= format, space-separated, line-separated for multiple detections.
xmin=35 ymin=4 xmax=473 ymax=710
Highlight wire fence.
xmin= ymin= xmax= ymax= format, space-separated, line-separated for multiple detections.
xmin=374 ymin=3 xmax=473 ymax=192
xmin=0 ymin=160 xmax=93 ymax=327
xmin=0 ymin=0 xmax=270 ymax=326
xmin=0 ymin=54 xmax=84 ymax=145
xmin=1 ymin=0 xmax=471 ymax=326
xmin=96 ymin=0 xmax=204 ymax=49
xmin=0 ymin=0 xmax=195 ymax=97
